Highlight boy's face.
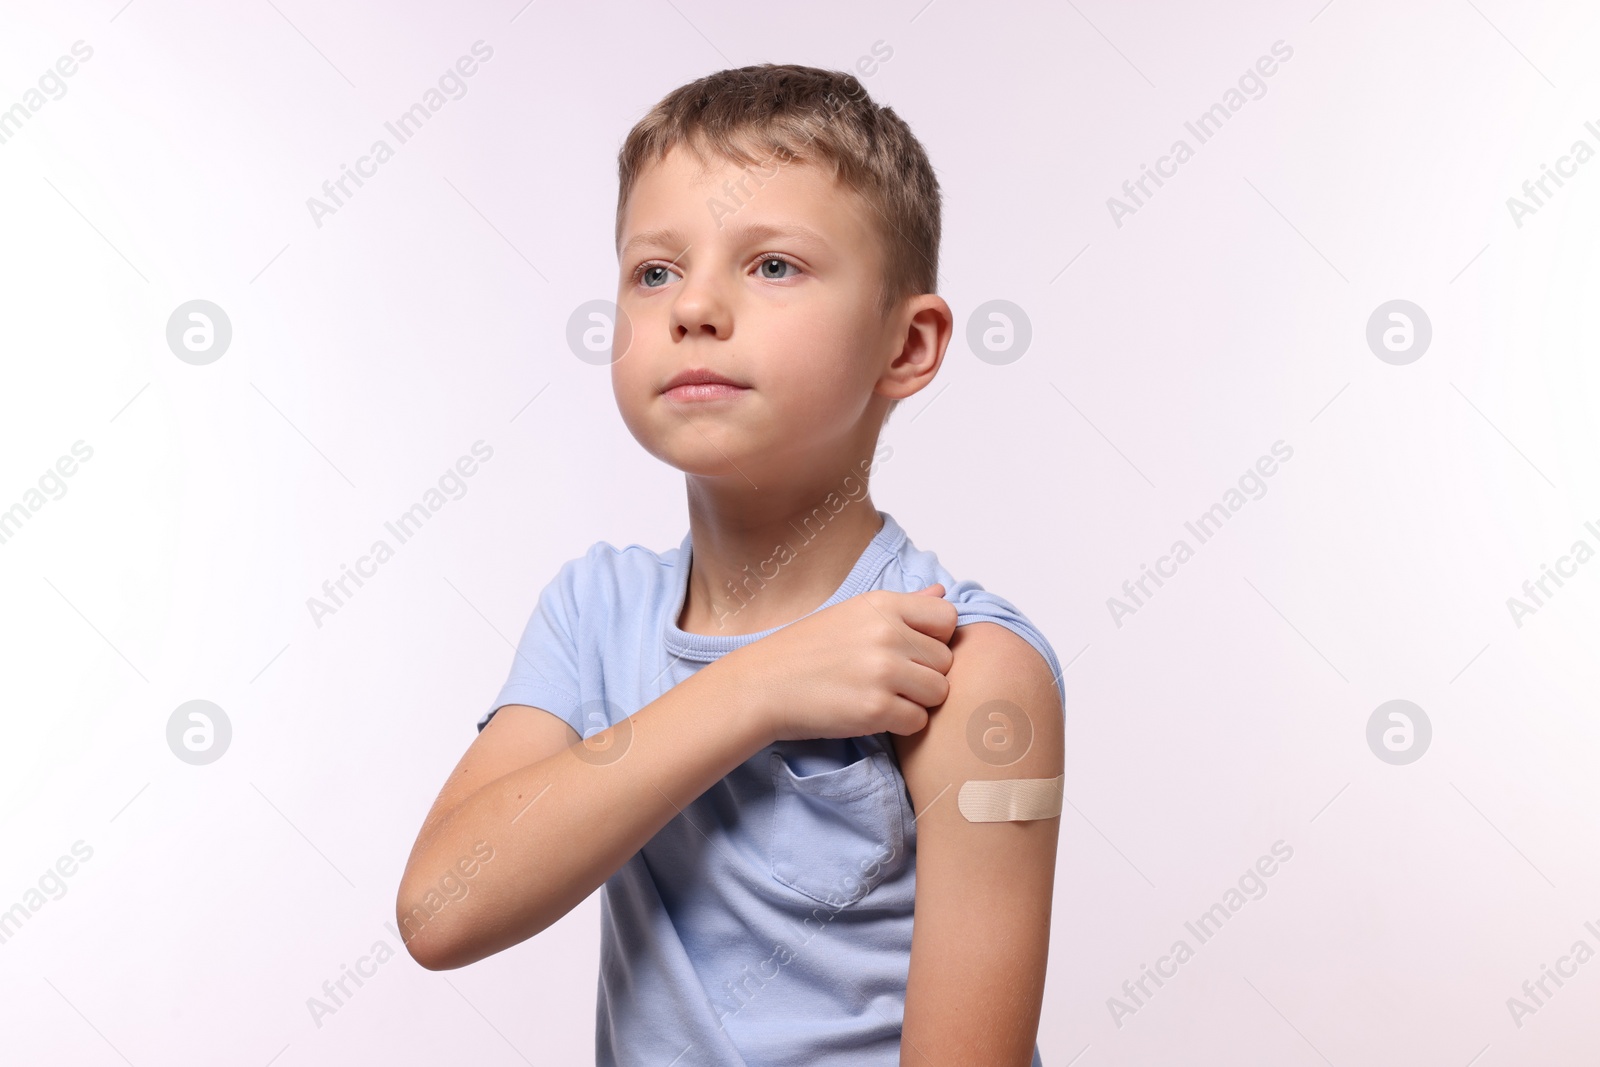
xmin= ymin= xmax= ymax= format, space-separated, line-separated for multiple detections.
xmin=613 ymin=143 xmax=902 ymax=480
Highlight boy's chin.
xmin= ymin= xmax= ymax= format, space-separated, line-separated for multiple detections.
xmin=658 ymin=445 xmax=764 ymax=480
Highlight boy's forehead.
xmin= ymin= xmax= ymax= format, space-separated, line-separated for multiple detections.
xmin=622 ymin=143 xmax=872 ymax=249
xmin=654 ymin=140 xmax=815 ymax=186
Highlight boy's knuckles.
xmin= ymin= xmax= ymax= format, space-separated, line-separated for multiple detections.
xmin=863 ymin=627 xmax=896 ymax=656
xmin=868 ymin=656 xmax=901 ymax=689
xmin=859 ymin=589 xmax=892 ymax=614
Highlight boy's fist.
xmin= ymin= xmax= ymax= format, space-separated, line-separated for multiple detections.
xmin=721 ymin=583 xmax=959 ymax=745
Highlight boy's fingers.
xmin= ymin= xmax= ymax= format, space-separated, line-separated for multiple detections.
xmin=905 ymin=629 xmax=956 ymax=675
xmin=898 ymin=589 xmax=958 ymax=642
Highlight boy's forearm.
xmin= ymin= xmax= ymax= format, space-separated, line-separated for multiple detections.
xmin=400 ymin=659 xmax=772 ymax=970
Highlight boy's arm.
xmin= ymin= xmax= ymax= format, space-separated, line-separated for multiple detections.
xmin=891 ymin=621 xmax=1064 ymax=1066
xmin=396 ymin=656 xmax=774 ymax=970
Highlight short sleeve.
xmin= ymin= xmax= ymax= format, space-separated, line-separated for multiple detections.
xmin=947 ymin=579 xmax=1066 ymax=715
xmin=478 ymin=555 xmax=586 ymax=735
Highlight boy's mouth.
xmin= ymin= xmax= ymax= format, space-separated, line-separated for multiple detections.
xmin=662 ymin=381 xmax=752 ymax=403
xmin=661 ymin=368 xmax=751 ymax=402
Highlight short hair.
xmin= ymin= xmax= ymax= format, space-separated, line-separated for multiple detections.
xmin=615 ymin=63 xmax=944 ymax=426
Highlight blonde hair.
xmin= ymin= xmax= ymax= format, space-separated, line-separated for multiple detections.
xmin=616 ymin=63 xmax=944 ymax=425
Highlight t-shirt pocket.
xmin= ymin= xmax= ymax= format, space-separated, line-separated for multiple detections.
xmin=768 ymin=743 xmax=908 ymax=908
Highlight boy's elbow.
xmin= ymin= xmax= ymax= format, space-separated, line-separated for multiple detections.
xmin=395 ymin=889 xmax=546 ymax=971
xmin=402 ymin=933 xmax=448 ymax=972
xmin=395 ymin=889 xmax=459 ymax=971
xmin=405 ymin=942 xmax=448 ymax=972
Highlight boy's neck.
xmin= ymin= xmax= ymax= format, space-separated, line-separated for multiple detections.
xmin=676 ymin=485 xmax=885 ymax=638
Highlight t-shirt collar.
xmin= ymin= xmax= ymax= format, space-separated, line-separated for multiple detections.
xmin=663 ymin=508 xmax=905 ymax=662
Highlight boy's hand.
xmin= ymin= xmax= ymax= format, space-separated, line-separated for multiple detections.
xmin=720 ymin=583 xmax=958 ymax=745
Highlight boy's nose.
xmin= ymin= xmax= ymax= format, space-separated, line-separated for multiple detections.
xmin=669 ymin=276 xmax=734 ymax=340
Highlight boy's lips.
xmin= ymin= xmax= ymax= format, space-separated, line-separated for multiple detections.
xmin=660 ymin=367 xmax=751 ymax=402
xmin=661 ymin=368 xmax=749 ymax=391
xmin=662 ymin=381 xmax=752 ymax=403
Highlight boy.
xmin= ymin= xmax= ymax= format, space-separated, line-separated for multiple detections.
xmin=398 ymin=63 xmax=1065 ymax=1066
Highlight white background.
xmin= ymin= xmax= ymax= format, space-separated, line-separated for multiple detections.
xmin=2 ymin=1 xmax=1598 ymax=1064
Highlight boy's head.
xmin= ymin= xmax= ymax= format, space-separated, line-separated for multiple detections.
xmin=610 ymin=63 xmax=950 ymax=482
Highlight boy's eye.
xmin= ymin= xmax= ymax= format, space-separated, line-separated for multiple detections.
xmin=638 ymin=264 xmax=677 ymax=288
xmin=755 ymin=254 xmax=799 ymax=280
xmin=631 ymin=254 xmax=801 ymax=289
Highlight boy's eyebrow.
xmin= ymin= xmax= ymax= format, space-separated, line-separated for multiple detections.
xmin=621 ymin=221 xmax=832 ymax=258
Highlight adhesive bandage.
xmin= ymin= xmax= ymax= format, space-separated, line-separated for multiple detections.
xmin=957 ymin=774 xmax=1064 ymax=823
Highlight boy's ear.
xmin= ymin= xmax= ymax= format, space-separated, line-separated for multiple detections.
xmin=879 ymin=294 xmax=952 ymax=401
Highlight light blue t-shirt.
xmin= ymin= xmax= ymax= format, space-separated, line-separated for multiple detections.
xmin=481 ymin=509 xmax=1062 ymax=1066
